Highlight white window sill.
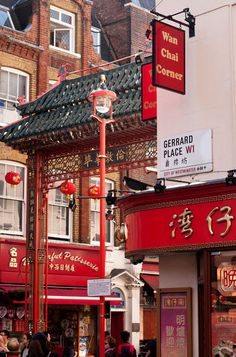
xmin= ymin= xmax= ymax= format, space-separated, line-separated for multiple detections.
xmin=49 ymin=45 xmax=81 ymax=59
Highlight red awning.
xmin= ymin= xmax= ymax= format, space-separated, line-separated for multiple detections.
xmin=140 ymin=274 xmax=159 ymax=291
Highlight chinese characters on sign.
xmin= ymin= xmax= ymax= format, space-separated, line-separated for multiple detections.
xmin=169 ymin=205 xmax=234 ymax=240
xmin=217 ymin=263 xmax=236 ymax=296
xmin=81 ymin=147 xmax=127 ymax=171
xmin=159 ymin=289 xmax=192 ymax=357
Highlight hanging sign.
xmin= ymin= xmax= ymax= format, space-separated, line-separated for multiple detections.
xmin=152 ymin=20 xmax=185 ymax=94
xmin=141 ymin=62 xmax=157 ymax=120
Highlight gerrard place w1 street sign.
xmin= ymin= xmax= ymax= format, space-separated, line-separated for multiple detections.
xmin=152 ymin=20 xmax=185 ymax=94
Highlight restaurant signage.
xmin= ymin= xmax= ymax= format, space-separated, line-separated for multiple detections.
xmin=141 ymin=62 xmax=157 ymax=120
xmin=0 ymin=241 xmax=100 ymax=285
xmin=152 ymin=20 xmax=185 ymax=94
xmin=120 ymin=183 xmax=236 ymax=254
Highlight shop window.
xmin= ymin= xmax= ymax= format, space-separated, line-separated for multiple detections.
xmin=91 ymin=26 xmax=101 ymax=55
xmin=0 ymin=161 xmax=26 ymax=235
xmin=48 ymin=183 xmax=72 ymax=241
xmin=211 ymin=251 xmax=236 ymax=356
xmin=90 ymin=177 xmax=114 ymax=245
xmin=0 ymin=67 xmax=29 ymax=126
xmin=50 ymin=6 xmax=75 ymax=53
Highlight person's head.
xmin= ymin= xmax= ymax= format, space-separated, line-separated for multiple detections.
xmin=31 ymin=332 xmax=49 ymax=356
xmin=7 ymin=337 xmax=20 ymax=351
xmin=120 ymin=330 xmax=130 ymax=343
xmin=28 ymin=339 xmax=45 ymax=357
xmin=43 ymin=331 xmax=51 ymax=343
xmin=22 ymin=333 xmax=31 ymax=347
xmin=0 ymin=330 xmax=9 ymax=345
xmin=107 ymin=336 xmax=116 ymax=348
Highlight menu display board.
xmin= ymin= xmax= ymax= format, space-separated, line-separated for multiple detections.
xmin=157 ymin=288 xmax=192 ymax=357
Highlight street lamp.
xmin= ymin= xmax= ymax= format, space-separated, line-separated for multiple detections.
xmin=89 ymin=75 xmax=117 ymax=357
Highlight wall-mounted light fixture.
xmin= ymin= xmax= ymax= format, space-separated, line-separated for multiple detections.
xmin=226 ymin=169 xmax=236 ymax=186
xmin=154 ymin=178 xmax=166 ymax=193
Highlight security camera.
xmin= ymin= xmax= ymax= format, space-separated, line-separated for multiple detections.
xmin=129 ymin=255 xmax=144 ymax=265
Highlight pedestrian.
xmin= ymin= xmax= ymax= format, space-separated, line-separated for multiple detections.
xmin=20 ymin=333 xmax=31 ymax=357
xmin=105 ymin=336 xmax=116 ymax=357
xmin=144 ymin=340 xmax=156 ymax=357
xmin=0 ymin=331 xmax=9 ymax=351
xmin=28 ymin=332 xmax=49 ymax=357
xmin=117 ymin=331 xmax=136 ymax=357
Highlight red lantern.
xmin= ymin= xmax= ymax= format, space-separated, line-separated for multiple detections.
xmin=88 ymin=185 xmax=100 ymax=197
xmin=60 ymin=181 xmax=76 ymax=195
xmin=5 ymin=171 xmax=22 ymax=185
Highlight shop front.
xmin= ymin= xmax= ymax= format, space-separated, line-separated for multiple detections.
xmin=118 ymin=180 xmax=236 ymax=357
xmin=0 ymin=239 xmax=121 ymax=356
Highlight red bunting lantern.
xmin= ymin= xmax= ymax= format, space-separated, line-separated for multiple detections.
xmin=88 ymin=185 xmax=100 ymax=198
xmin=5 ymin=171 xmax=22 ymax=186
xmin=60 ymin=181 xmax=76 ymax=195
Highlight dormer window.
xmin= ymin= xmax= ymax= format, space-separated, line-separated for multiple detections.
xmin=50 ymin=6 xmax=75 ymax=53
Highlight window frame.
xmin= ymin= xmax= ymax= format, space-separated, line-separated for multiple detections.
xmin=0 ymin=67 xmax=29 ymax=126
xmin=0 ymin=160 xmax=26 ymax=236
xmin=0 ymin=6 xmax=15 ymax=29
xmin=90 ymin=177 xmax=115 ymax=246
xmin=50 ymin=5 xmax=75 ymax=54
xmin=48 ymin=182 xmax=73 ymax=242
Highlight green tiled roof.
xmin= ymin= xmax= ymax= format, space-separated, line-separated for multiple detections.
xmin=0 ymin=61 xmax=156 ymax=151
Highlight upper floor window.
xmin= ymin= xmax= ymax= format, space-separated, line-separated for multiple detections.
xmin=48 ymin=182 xmax=72 ymax=241
xmin=0 ymin=67 xmax=29 ymax=126
xmin=50 ymin=6 xmax=75 ymax=53
xmin=0 ymin=6 xmax=15 ymax=29
xmin=92 ymin=26 xmax=101 ymax=55
xmin=0 ymin=161 xmax=26 ymax=235
xmin=90 ymin=177 xmax=114 ymax=245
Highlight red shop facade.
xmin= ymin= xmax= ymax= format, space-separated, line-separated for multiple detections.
xmin=118 ymin=180 xmax=236 ymax=357
xmin=0 ymin=239 xmax=119 ymax=355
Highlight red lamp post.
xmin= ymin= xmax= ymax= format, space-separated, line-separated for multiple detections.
xmin=89 ymin=75 xmax=117 ymax=357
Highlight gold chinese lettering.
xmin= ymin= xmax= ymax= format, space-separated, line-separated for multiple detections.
xmin=169 ymin=208 xmax=194 ymax=239
xmin=206 ymin=206 xmax=234 ymax=237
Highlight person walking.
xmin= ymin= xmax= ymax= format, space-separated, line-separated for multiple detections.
xmin=117 ymin=331 xmax=136 ymax=357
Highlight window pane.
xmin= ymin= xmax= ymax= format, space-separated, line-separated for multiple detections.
xmin=0 ymin=70 xmax=8 ymax=99
xmin=9 ymin=73 xmax=17 ymax=101
xmin=211 ymin=251 xmax=236 ymax=354
xmin=50 ymin=8 xmax=59 ymax=20
xmin=0 ymin=199 xmax=22 ymax=232
xmin=19 ymin=75 xmax=27 ymax=98
xmin=0 ymin=9 xmax=12 ymax=28
xmin=55 ymin=29 xmax=70 ymax=50
xmin=48 ymin=205 xmax=69 ymax=236
xmin=61 ymin=13 xmax=72 ymax=25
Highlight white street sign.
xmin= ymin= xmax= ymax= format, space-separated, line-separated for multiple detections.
xmin=159 ymin=128 xmax=213 ymax=178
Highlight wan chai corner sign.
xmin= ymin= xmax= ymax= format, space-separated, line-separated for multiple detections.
xmin=152 ymin=20 xmax=185 ymax=94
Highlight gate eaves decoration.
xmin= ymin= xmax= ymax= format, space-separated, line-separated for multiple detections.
xmin=0 ymin=61 xmax=157 ymax=332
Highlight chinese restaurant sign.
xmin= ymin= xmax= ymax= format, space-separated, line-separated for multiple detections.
xmin=159 ymin=128 xmax=213 ymax=178
xmin=157 ymin=288 xmax=192 ymax=357
xmin=123 ymin=185 xmax=236 ymax=254
xmin=0 ymin=241 xmax=100 ymax=286
xmin=152 ymin=20 xmax=185 ymax=94
xmin=142 ymin=62 xmax=157 ymax=120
